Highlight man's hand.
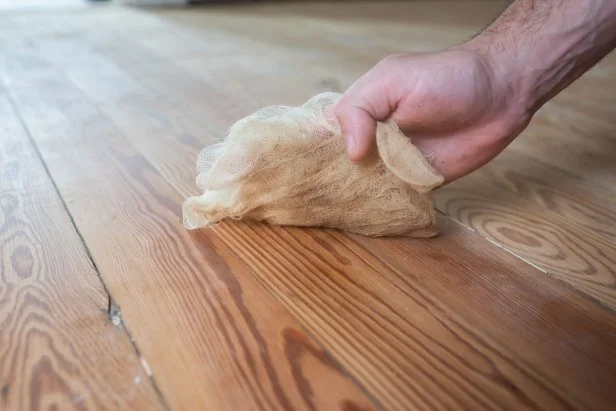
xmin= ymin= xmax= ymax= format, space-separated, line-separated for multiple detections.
xmin=335 ymin=0 xmax=616 ymax=185
xmin=334 ymin=48 xmax=528 ymax=183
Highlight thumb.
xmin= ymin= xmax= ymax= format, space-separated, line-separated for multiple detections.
xmin=334 ymin=85 xmax=392 ymax=162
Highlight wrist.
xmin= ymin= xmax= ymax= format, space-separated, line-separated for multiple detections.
xmin=463 ymin=0 xmax=616 ymax=121
xmin=454 ymin=40 xmax=533 ymax=139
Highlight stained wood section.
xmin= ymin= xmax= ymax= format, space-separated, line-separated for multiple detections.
xmin=1 ymin=43 xmax=374 ymax=411
xmin=0 ymin=95 xmax=164 ymax=409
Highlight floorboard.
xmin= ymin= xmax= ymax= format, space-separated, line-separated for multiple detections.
xmin=0 ymin=93 xmax=164 ymax=410
xmin=2 ymin=45 xmax=373 ymax=411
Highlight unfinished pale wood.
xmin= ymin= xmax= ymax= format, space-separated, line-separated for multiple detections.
xmin=0 ymin=94 xmax=164 ymax=410
xmin=2 ymin=50 xmax=374 ymax=411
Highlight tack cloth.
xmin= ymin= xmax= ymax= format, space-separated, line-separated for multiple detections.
xmin=182 ymin=92 xmax=443 ymax=237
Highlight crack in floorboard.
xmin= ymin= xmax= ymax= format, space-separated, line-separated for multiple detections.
xmin=4 ymin=89 xmax=173 ymax=411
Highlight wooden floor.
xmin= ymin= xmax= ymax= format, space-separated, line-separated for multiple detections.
xmin=1 ymin=1 xmax=615 ymax=410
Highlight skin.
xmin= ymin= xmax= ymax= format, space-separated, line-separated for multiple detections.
xmin=334 ymin=0 xmax=616 ymax=184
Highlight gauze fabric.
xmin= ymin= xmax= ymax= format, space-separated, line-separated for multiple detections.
xmin=182 ymin=92 xmax=444 ymax=237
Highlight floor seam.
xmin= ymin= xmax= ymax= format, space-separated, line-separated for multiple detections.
xmin=435 ymin=208 xmax=616 ymax=312
xmin=5 ymin=89 xmax=173 ymax=411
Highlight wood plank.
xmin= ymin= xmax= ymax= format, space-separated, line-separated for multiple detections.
xmin=54 ymin=9 xmax=616 ymax=410
xmin=219 ymin=219 xmax=616 ymax=411
xmin=1 ymin=46 xmax=375 ymax=411
xmin=349 ymin=217 xmax=616 ymax=411
xmin=478 ymin=149 xmax=616 ymax=231
xmin=0 ymin=93 xmax=164 ymax=410
xmin=436 ymin=174 xmax=616 ymax=308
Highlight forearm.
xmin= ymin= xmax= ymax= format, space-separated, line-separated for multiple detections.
xmin=467 ymin=0 xmax=616 ymax=116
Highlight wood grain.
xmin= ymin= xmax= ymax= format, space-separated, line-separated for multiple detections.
xmin=145 ymin=3 xmax=616 ymax=309
xmin=508 ymin=69 xmax=616 ymax=194
xmin=435 ymin=175 xmax=616 ymax=308
xmin=47 ymin=9 xmax=616 ymax=410
xmin=478 ymin=149 xmax=616 ymax=235
xmin=2 ymin=45 xmax=374 ymax=410
xmin=2 ymin=2 xmax=616 ymax=411
xmin=216 ymin=218 xmax=616 ymax=411
xmin=0 ymin=94 xmax=164 ymax=410
xmin=351 ymin=217 xmax=616 ymax=411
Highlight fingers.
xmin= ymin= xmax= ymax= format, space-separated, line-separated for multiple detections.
xmin=335 ymin=102 xmax=377 ymax=161
xmin=334 ymin=75 xmax=393 ymax=162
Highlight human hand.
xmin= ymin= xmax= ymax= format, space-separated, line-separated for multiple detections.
xmin=334 ymin=47 xmax=531 ymax=184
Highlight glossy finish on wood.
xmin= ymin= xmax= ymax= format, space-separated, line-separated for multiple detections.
xmin=1 ymin=1 xmax=615 ymax=410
